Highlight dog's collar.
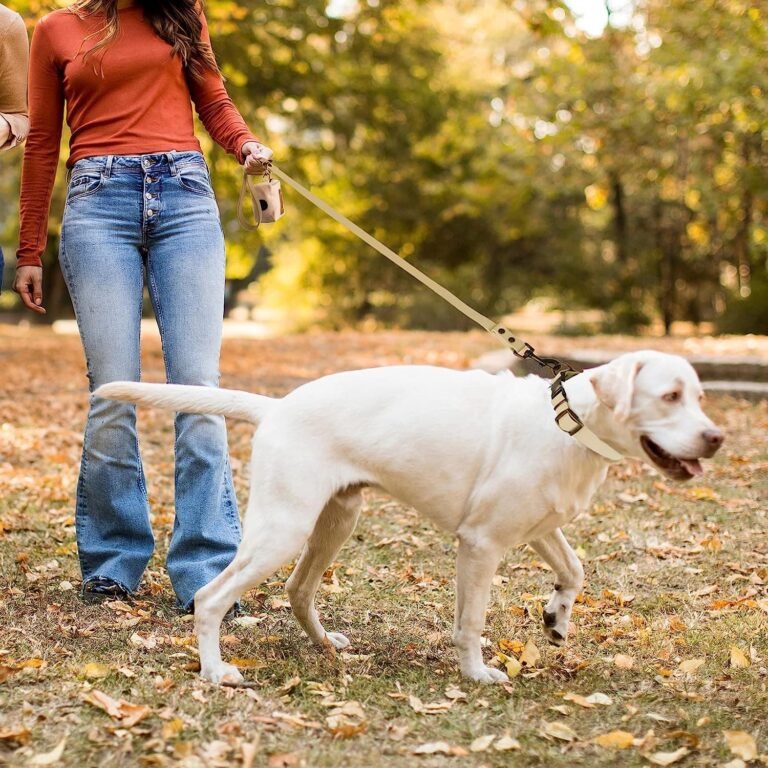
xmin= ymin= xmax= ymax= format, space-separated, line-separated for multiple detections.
xmin=550 ymin=372 xmax=624 ymax=462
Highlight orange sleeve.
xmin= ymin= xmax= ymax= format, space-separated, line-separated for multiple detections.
xmin=17 ymin=17 xmax=64 ymax=268
xmin=187 ymin=11 xmax=260 ymax=162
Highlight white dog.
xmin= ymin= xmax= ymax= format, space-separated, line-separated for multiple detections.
xmin=96 ymin=350 xmax=723 ymax=685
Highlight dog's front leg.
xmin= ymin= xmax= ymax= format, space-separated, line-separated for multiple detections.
xmin=453 ymin=535 xmax=507 ymax=684
xmin=529 ymin=528 xmax=584 ymax=646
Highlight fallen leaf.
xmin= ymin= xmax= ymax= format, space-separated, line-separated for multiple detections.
xmin=585 ymin=692 xmax=612 ymax=706
xmin=470 ymin=734 xmax=495 ymax=752
xmin=129 ymin=632 xmax=157 ymax=650
xmin=161 ymin=718 xmax=184 ymax=739
xmin=79 ymin=662 xmax=110 ymax=679
xmin=0 ymin=726 xmax=31 ymax=746
xmin=593 ymin=730 xmax=635 ymax=749
xmin=614 ymin=654 xmax=634 ymax=669
xmin=540 ymin=721 xmax=579 ymax=742
xmin=729 ymin=646 xmax=750 ymax=669
xmin=326 ymin=716 xmax=367 ymax=739
xmin=412 ymin=741 xmax=452 ymax=755
xmin=82 ymin=690 xmax=122 ymax=719
xmin=723 ymin=730 xmax=758 ymax=761
xmin=693 ymin=584 xmax=718 ymax=597
xmin=231 ymin=657 xmax=267 ymax=669
xmin=81 ymin=690 xmax=151 ymax=727
xmin=494 ymin=735 xmax=521 ymax=751
xmin=645 ymin=747 xmax=690 ymax=766
xmin=502 ymin=654 xmax=522 ymax=678
xmin=444 ymin=686 xmax=467 ymax=701
xmin=519 ymin=638 xmax=541 ymax=667
xmin=677 ymin=658 xmax=705 ymax=674
xmin=19 ymin=657 xmax=46 ymax=669
xmin=29 ymin=735 xmax=68 ymax=766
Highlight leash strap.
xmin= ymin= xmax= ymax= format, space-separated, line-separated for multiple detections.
xmin=266 ymin=164 xmax=623 ymax=462
xmin=237 ymin=174 xmax=262 ymax=231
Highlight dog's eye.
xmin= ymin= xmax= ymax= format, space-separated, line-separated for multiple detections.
xmin=662 ymin=391 xmax=681 ymax=403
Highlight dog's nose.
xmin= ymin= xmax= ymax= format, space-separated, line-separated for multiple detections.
xmin=702 ymin=429 xmax=724 ymax=450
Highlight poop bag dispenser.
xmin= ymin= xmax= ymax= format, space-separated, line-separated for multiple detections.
xmin=238 ymin=170 xmax=285 ymax=230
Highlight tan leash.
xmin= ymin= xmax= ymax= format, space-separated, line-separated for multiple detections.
xmin=240 ymin=165 xmax=623 ymax=462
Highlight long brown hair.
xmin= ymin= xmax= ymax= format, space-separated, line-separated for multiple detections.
xmin=69 ymin=0 xmax=219 ymax=80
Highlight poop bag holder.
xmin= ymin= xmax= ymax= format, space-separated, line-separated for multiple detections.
xmin=237 ymin=169 xmax=285 ymax=230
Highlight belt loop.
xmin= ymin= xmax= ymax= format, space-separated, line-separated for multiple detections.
xmin=104 ymin=155 xmax=114 ymax=178
xmin=166 ymin=152 xmax=178 ymax=176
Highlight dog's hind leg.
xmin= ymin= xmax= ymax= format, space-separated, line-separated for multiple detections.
xmin=286 ymin=486 xmax=363 ymax=650
xmin=529 ymin=528 xmax=584 ymax=646
xmin=453 ymin=532 xmax=507 ymax=683
xmin=194 ymin=483 xmax=332 ymax=684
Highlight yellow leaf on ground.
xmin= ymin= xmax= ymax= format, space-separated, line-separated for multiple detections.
xmin=504 ymin=655 xmax=522 ymax=678
xmin=677 ymin=658 xmax=705 ymax=674
xmin=162 ymin=718 xmax=184 ymax=739
xmin=593 ymin=730 xmax=635 ymax=749
xmin=614 ymin=654 xmax=634 ymax=669
xmin=646 ymin=747 xmax=690 ymax=766
xmin=540 ymin=721 xmax=579 ymax=742
xmin=729 ymin=647 xmax=750 ymax=669
xmin=79 ymin=663 xmax=110 ymax=679
xmin=723 ymin=730 xmax=758 ymax=761
xmin=231 ymin=657 xmax=267 ymax=669
xmin=519 ymin=638 xmax=541 ymax=667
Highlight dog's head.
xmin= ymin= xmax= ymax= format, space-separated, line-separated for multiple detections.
xmin=589 ymin=351 xmax=724 ymax=480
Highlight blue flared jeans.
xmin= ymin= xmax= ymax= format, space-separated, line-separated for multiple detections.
xmin=59 ymin=151 xmax=241 ymax=609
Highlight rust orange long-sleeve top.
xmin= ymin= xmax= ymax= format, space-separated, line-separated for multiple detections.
xmin=17 ymin=5 xmax=259 ymax=268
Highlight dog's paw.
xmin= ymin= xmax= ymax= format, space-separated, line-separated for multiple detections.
xmin=326 ymin=632 xmax=350 ymax=650
xmin=542 ymin=608 xmax=569 ymax=646
xmin=463 ymin=665 xmax=510 ymax=684
xmin=200 ymin=662 xmax=244 ymax=686
xmin=544 ymin=626 xmax=566 ymax=646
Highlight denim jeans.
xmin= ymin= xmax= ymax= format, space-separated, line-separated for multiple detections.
xmin=59 ymin=151 xmax=241 ymax=609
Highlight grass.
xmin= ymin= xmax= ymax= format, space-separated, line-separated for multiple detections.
xmin=0 ymin=328 xmax=766 ymax=767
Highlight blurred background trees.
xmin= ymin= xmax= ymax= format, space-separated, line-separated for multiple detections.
xmin=1 ymin=0 xmax=766 ymax=333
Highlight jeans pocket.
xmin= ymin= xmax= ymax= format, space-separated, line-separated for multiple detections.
xmin=67 ymin=171 xmax=105 ymax=202
xmin=177 ymin=165 xmax=215 ymax=198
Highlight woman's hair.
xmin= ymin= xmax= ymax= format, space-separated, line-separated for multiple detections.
xmin=69 ymin=0 xmax=219 ymax=80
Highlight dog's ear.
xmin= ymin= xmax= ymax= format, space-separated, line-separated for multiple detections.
xmin=589 ymin=358 xmax=643 ymax=422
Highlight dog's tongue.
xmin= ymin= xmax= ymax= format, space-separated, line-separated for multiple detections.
xmin=680 ymin=458 xmax=704 ymax=476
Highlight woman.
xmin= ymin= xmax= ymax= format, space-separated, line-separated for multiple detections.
xmin=0 ymin=2 xmax=30 ymax=286
xmin=15 ymin=0 xmax=272 ymax=609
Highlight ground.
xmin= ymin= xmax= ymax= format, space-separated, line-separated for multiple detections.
xmin=0 ymin=327 xmax=766 ymax=767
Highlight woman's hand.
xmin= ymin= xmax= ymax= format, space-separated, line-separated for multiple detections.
xmin=241 ymin=141 xmax=274 ymax=175
xmin=13 ymin=266 xmax=46 ymax=314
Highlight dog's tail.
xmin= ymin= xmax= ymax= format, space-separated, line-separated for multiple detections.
xmin=93 ymin=382 xmax=272 ymax=424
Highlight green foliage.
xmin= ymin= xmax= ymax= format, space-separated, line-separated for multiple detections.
xmin=717 ymin=277 xmax=768 ymax=335
xmin=1 ymin=0 xmax=766 ymax=330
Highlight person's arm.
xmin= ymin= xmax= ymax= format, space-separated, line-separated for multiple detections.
xmin=187 ymin=11 xmax=272 ymax=172
xmin=0 ymin=12 xmax=30 ymax=150
xmin=14 ymin=17 xmax=64 ymax=314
